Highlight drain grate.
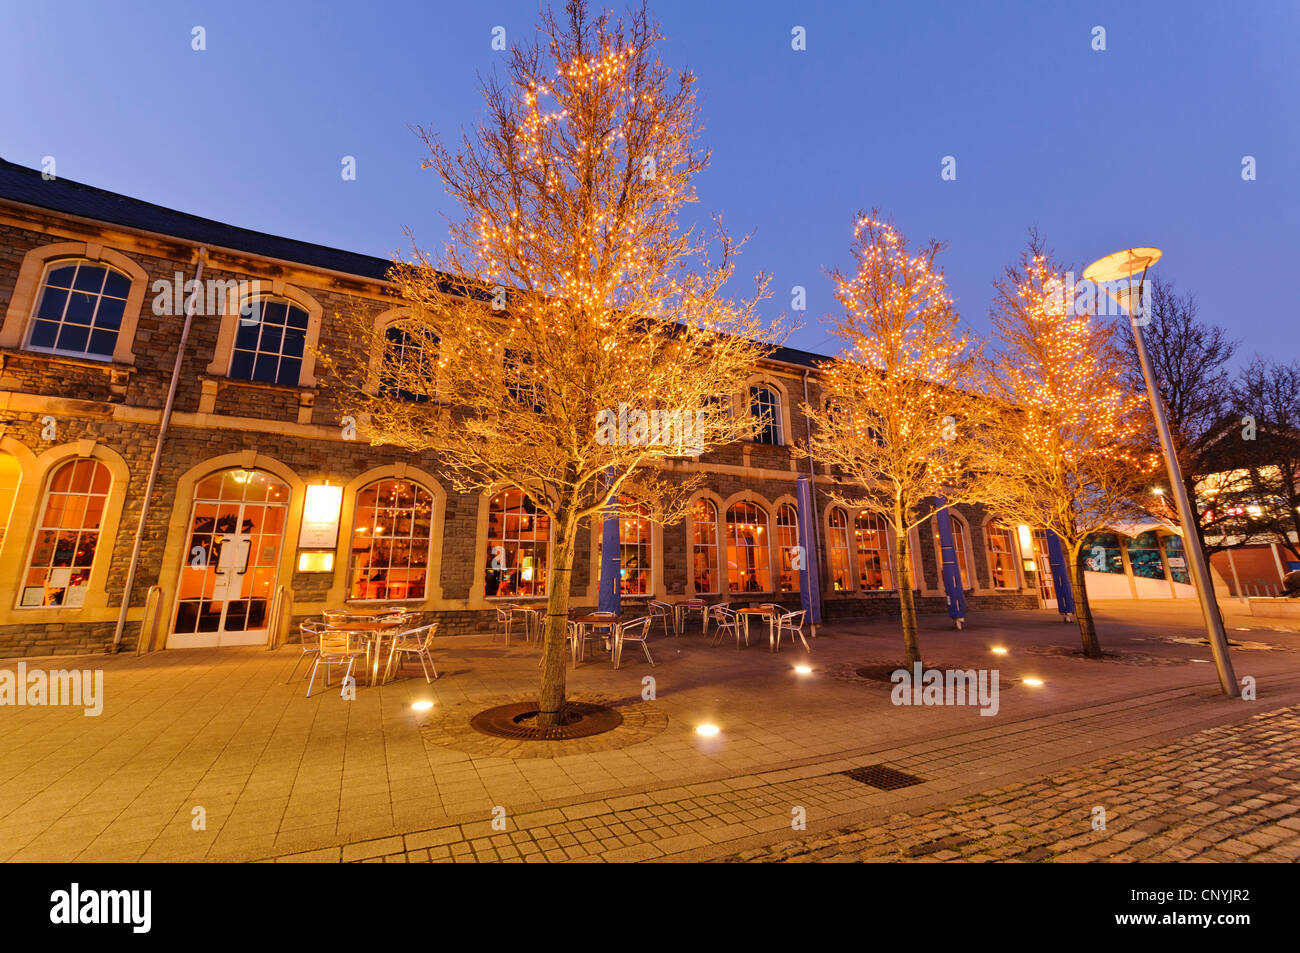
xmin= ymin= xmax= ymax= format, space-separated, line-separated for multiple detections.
xmin=840 ymin=764 xmax=924 ymax=791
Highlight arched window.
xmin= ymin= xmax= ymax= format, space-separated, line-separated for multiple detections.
xmin=380 ymin=323 xmax=439 ymax=403
xmin=26 ymin=259 xmax=131 ymax=360
xmin=485 ymin=489 xmax=550 ymax=598
xmin=1127 ymin=531 xmax=1166 ymax=580
xmin=726 ymin=501 xmax=771 ymax=592
xmin=1030 ymin=528 xmax=1056 ymax=601
xmin=986 ymin=522 xmax=1020 ymax=588
xmin=21 ymin=458 xmax=110 ymax=607
xmin=933 ymin=515 xmax=972 ymax=590
xmin=749 ymin=385 xmax=783 ymax=445
xmin=690 ymin=499 xmax=719 ymax=594
xmin=854 ymin=510 xmax=893 ymax=590
xmin=229 ymin=296 xmax=309 ymax=386
xmin=827 ymin=507 xmax=852 ymax=591
xmin=776 ymin=502 xmax=800 ymax=592
xmin=618 ymin=500 xmax=652 ymax=596
xmin=349 ymin=479 xmax=435 ymax=601
xmin=0 ymin=451 xmax=20 ymax=551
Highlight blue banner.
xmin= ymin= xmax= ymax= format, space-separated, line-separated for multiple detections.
xmin=598 ymin=472 xmax=621 ymax=615
xmin=1046 ymin=530 xmax=1075 ymax=618
xmin=796 ymin=474 xmax=823 ymax=626
xmin=934 ymin=498 xmax=966 ymax=623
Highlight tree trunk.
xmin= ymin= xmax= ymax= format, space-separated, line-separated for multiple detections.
xmin=895 ymin=525 xmax=921 ymax=668
xmin=1069 ymin=545 xmax=1103 ymax=659
xmin=537 ymin=508 xmax=579 ymax=728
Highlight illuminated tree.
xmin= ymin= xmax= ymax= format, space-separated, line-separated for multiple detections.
xmin=801 ymin=212 xmax=988 ymax=668
xmin=975 ymin=233 xmax=1155 ymax=658
xmin=320 ymin=1 xmax=776 ymax=726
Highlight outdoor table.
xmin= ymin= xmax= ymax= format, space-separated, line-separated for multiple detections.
xmin=673 ymin=599 xmax=709 ymax=637
xmin=573 ymin=613 xmax=620 ymax=665
xmin=735 ymin=606 xmax=779 ymax=650
xmin=511 ymin=605 xmax=542 ymax=641
xmin=323 ymin=618 xmax=406 ymax=686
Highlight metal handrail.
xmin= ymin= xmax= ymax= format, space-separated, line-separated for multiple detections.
xmin=136 ymin=585 xmax=165 ymax=655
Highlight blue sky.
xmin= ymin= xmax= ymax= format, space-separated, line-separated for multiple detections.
xmin=2 ymin=0 xmax=1296 ymax=364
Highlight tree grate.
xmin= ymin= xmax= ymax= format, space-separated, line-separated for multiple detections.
xmin=839 ymin=764 xmax=924 ymax=791
xmin=470 ymin=701 xmax=622 ymax=741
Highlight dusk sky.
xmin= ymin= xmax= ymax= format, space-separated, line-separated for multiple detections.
xmin=3 ymin=0 xmax=1296 ymax=364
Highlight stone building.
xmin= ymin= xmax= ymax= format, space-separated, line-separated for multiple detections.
xmin=0 ymin=158 xmax=1039 ymax=658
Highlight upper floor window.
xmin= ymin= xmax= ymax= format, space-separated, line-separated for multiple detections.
xmin=21 ymin=458 xmax=110 ymax=607
xmin=380 ymin=323 xmax=439 ymax=403
xmin=26 ymin=259 xmax=131 ymax=360
xmin=229 ymin=296 xmax=309 ymax=386
xmin=749 ymin=386 xmax=783 ymax=445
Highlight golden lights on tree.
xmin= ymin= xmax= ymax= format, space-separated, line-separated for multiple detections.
xmin=974 ymin=232 xmax=1156 ymax=658
xmin=800 ymin=211 xmax=989 ymax=668
xmin=319 ymin=0 xmax=781 ymax=727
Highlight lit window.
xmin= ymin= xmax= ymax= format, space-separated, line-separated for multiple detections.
xmin=618 ymin=500 xmax=652 ymax=595
xmin=987 ymin=522 xmax=1019 ymax=588
xmin=855 ymin=510 xmax=893 ymax=590
xmin=26 ymin=259 xmax=130 ymax=360
xmin=380 ymin=323 xmax=439 ymax=403
xmin=726 ymin=501 xmax=771 ymax=593
xmin=827 ymin=507 xmax=853 ymax=591
xmin=1031 ymin=528 xmax=1056 ymax=601
xmin=776 ymin=502 xmax=800 ymax=592
xmin=1083 ymin=532 xmax=1124 ymax=574
xmin=749 ymin=386 xmax=783 ymax=445
xmin=933 ymin=516 xmax=971 ymax=589
xmin=230 ymin=296 xmax=309 ymax=386
xmin=1127 ymin=531 xmax=1166 ymax=580
xmin=0 ymin=452 xmax=20 ymax=551
xmin=691 ymin=499 xmax=719 ymax=594
xmin=349 ymin=480 xmax=434 ymax=601
xmin=485 ymin=488 xmax=550 ymax=597
xmin=21 ymin=459 xmax=110 ymax=607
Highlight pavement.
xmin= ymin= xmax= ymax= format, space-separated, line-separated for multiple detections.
xmin=1 ymin=599 xmax=1297 ymax=863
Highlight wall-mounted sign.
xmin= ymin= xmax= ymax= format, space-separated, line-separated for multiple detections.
xmin=298 ymin=484 xmax=343 ymax=550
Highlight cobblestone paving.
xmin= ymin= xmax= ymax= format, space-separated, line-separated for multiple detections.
xmin=725 ymin=706 xmax=1300 ymax=863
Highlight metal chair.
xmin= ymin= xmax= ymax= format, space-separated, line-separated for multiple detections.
xmin=709 ymin=605 xmax=742 ymax=648
xmin=647 ymin=600 xmax=674 ymax=638
xmin=307 ymin=630 xmax=366 ymax=697
xmin=384 ymin=623 xmax=439 ymax=683
xmin=495 ymin=604 xmax=519 ymax=645
xmin=613 ymin=617 xmax=654 ymax=669
xmin=774 ymin=609 xmax=810 ymax=653
xmin=286 ymin=620 xmax=325 ymax=683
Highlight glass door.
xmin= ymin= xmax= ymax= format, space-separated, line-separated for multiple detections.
xmin=168 ymin=469 xmax=289 ymax=647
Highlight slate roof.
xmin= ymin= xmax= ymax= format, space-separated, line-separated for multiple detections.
xmin=0 ymin=157 xmax=826 ymax=368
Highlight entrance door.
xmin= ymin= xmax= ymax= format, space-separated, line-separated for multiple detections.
xmin=1031 ymin=529 xmax=1057 ymax=609
xmin=167 ymin=468 xmax=290 ymax=647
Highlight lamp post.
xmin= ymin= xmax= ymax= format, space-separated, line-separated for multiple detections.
xmin=1083 ymin=247 xmax=1239 ymax=697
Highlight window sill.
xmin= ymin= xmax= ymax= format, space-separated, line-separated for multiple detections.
xmin=3 ymin=346 xmax=135 ymax=374
xmin=203 ymin=373 xmax=314 ymax=396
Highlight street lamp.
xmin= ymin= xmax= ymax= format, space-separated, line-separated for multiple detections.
xmin=1083 ymin=247 xmax=1239 ymax=697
